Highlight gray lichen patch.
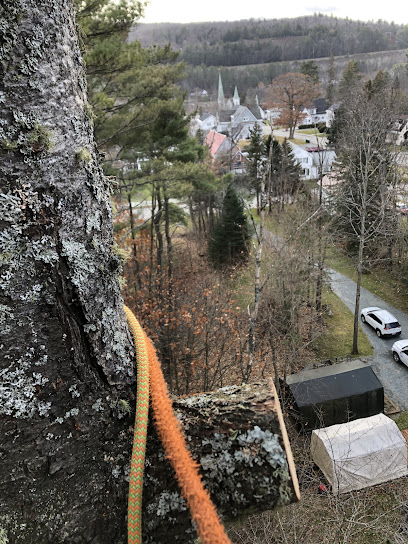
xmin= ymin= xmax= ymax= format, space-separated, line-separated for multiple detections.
xmin=86 ymin=210 xmax=101 ymax=234
xmin=201 ymin=426 xmax=288 ymax=473
xmin=0 ymin=527 xmax=9 ymax=544
xmin=0 ymin=107 xmax=53 ymax=161
xmin=0 ymin=347 xmax=51 ymax=419
xmin=199 ymin=425 xmax=292 ymax=515
xmin=146 ymin=491 xmax=187 ymax=519
xmin=60 ymin=240 xmax=96 ymax=292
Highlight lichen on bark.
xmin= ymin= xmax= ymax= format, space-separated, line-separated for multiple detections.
xmin=0 ymin=1 xmax=136 ymax=542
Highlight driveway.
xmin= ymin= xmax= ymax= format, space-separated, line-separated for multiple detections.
xmin=329 ymin=269 xmax=408 ymax=411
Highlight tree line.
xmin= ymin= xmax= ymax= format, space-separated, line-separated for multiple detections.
xmin=130 ymin=14 xmax=408 ymax=68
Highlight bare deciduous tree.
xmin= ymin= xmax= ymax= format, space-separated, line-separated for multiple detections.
xmin=264 ymin=73 xmax=320 ymax=138
xmin=331 ymin=82 xmax=400 ymax=353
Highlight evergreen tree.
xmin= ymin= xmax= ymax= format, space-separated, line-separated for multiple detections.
xmin=265 ymin=137 xmax=301 ymax=209
xmin=300 ymin=60 xmax=319 ymax=83
xmin=280 ymin=139 xmax=302 ymax=197
xmin=327 ymin=102 xmax=346 ymax=146
xmin=75 ymin=0 xmax=186 ymax=155
xmin=363 ymin=69 xmax=390 ymax=98
xmin=338 ymin=60 xmax=361 ymax=100
xmin=246 ymin=123 xmax=265 ymax=180
xmin=326 ymin=53 xmax=336 ymax=105
xmin=208 ymin=185 xmax=251 ymax=268
xmin=265 ymin=135 xmax=282 ymax=198
xmin=246 ymin=123 xmax=266 ymax=211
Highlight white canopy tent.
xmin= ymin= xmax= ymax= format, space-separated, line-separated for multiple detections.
xmin=311 ymin=413 xmax=408 ymax=494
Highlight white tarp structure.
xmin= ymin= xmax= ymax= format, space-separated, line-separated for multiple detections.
xmin=311 ymin=413 xmax=408 ymax=494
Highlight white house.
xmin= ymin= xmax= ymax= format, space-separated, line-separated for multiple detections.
xmin=199 ymin=112 xmax=217 ymax=132
xmin=325 ymin=103 xmax=340 ymax=128
xmin=266 ymin=107 xmax=282 ymax=126
xmin=189 ymin=112 xmax=217 ymax=137
xmin=388 ymin=116 xmax=408 ymax=146
xmin=301 ymin=98 xmax=328 ymax=126
xmin=289 ymin=143 xmax=337 ymax=180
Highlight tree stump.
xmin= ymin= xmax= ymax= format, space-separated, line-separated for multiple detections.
xmin=143 ymin=379 xmax=300 ymax=543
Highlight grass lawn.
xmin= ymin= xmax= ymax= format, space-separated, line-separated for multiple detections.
xmin=237 ymin=138 xmax=249 ymax=149
xmin=326 ymin=245 xmax=408 ymax=313
xmin=312 ymin=287 xmax=373 ymax=360
xmin=394 ymin=410 xmax=408 ymax=430
xmin=274 ymin=135 xmax=305 ymax=146
xmin=296 ymin=128 xmax=325 ymax=136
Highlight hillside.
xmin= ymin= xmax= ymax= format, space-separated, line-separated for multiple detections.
xmin=129 ymin=14 xmax=408 ymax=63
xmin=129 ymin=14 xmax=408 ymax=93
xmin=184 ymin=48 xmax=408 ymax=99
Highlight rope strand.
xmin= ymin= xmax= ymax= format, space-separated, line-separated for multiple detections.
xmin=124 ymin=305 xmax=150 ymax=544
xmin=124 ymin=305 xmax=231 ymax=544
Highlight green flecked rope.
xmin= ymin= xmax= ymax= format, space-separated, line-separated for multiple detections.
xmin=124 ymin=305 xmax=150 ymax=544
xmin=124 ymin=304 xmax=232 ymax=544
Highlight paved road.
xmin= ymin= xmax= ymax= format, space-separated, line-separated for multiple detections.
xmin=329 ymin=269 xmax=408 ymax=411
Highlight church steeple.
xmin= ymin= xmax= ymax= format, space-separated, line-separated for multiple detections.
xmin=233 ymin=86 xmax=240 ymax=106
xmin=218 ymin=71 xmax=225 ymax=108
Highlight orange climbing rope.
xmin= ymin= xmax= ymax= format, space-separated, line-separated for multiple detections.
xmin=124 ymin=305 xmax=232 ymax=544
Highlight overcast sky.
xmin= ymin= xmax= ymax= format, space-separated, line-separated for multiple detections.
xmin=141 ymin=1 xmax=408 ymax=25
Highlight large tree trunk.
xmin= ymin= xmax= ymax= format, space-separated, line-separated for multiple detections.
xmin=0 ymin=2 xmax=299 ymax=543
xmin=0 ymin=2 xmax=136 ymax=542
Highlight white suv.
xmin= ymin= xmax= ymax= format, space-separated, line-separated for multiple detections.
xmin=361 ymin=307 xmax=401 ymax=338
xmin=392 ymin=340 xmax=408 ymax=366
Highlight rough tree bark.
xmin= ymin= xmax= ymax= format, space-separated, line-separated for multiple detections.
xmin=1 ymin=1 xmax=137 ymax=542
xmin=0 ymin=2 xmax=299 ymax=543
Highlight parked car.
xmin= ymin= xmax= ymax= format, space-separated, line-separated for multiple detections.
xmin=396 ymin=202 xmax=408 ymax=215
xmin=360 ymin=307 xmax=401 ymax=337
xmin=392 ymin=339 xmax=408 ymax=366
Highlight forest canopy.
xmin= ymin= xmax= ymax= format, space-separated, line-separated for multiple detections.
xmin=130 ymin=14 xmax=408 ymax=67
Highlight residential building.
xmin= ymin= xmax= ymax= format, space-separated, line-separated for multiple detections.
xmin=205 ymin=130 xmax=232 ymax=159
xmin=388 ymin=116 xmax=408 ymax=146
xmin=198 ymin=112 xmax=217 ymax=132
xmin=217 ymin=105 xmax=263 ymax=140
xmin=301 ymin=98 xmax=328 ymax=126
xmin=204 ymin=129 xmax=248 ymax=173
xmin=289 ymin=143 xmax=336 ymax=179
xmin=325 ymin=103 xmax=340 ymax=128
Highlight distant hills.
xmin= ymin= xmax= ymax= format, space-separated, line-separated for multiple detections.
xmin=129 ymin=14 xmax=408 ymax=94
